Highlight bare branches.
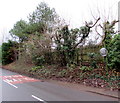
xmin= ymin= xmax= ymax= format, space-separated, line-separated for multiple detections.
xmin=73 ymin=18 xmax=100 ymax=49
xmin=114 ymin=30 xmax=120 ymax=34
xmin=73 ymin=37 xmax=84 ymax=49
xmin=86 ymin=17 xmax=100 ymax=28
xmin=95 ymin=25 xmax=102 ymax=37
xmin=96 ymin=19 xmax=119 ymax=45
xmin=110 ymin=20 xmax=119 ymax=28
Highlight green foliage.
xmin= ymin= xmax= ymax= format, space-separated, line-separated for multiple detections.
xmin=9 ymin=20 xmax=46 ymax=42
xmin=28 ymin=2 xmax=58 ymax=32
xmin=107 ymin=34 xmax=120 ymax=71
xmin=101 ymin=20 xmax=119 ymax=71
xmin=9 ymin=20 xmax=29 ymax=42
xmin=32 ymin=55 xmax=45 ymax=66
xmin=2 ymin=40 xmax=18 ymax=65
xmin=67 ymin=63 xmax=76 ymax=70
xmin=55 ymin=26 xmax=75 ymax=66
xmin=10 ymin=2 xmax=59 ymax=42
xmin=80 ymin=26 xmax=90 ymax=38
xmin=88 ymin=52 xmax=96 ymax=58
xmin=58 ymin=69 xmax=67 ymax=77
xmin=55 ymin=25 xmax=92 ymax=66
xmin=90 ymin=61 xmax=97 ymax=69
xmin=9 ymin=2 xmax=100 ymax=69
xmin=26 ymin=22 xmax=46 ymax=35
xmin=88 ymin=52 xmax=98 ymax=68
xmin=31 ymin=65 xmax=44 ymax=72
xmin=80 ymin=66 xmax=93 ymax=71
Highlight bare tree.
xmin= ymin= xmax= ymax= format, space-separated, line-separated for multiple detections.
xmin=89 ymin=1 xmax=119 ymax=45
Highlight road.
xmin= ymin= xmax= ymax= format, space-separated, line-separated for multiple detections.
xmin=0 ymin=68 xmax=119 ymax=103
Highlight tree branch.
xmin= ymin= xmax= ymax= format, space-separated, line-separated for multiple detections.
xmin=86 ymin=17 xmax=100 ymax=28
xmin=95 ymin=25 xmax=102 ymax=37
xmin=73 ymin=18 xmax=100 ymax=49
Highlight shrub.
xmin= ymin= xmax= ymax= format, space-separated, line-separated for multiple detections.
xmin=31 ymin=65 xmax=44 ymax=72
xmin=2 ymin=40 xmax=18 ymax=65
xmin=107 ymin=34 xmax=120 ymax=71
xmin=32 ymin=55 xmax=45 ymax=66
xmin=58 ymin=69 xmax=67 ymax=77
xmin=80 ymin=66 xmax=93 ymax=71
xmin=88 ymin=52 xmax=98 ymax=69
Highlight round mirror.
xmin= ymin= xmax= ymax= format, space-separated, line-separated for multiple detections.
xmin=100 ymin=48 xmax=108 ymax=57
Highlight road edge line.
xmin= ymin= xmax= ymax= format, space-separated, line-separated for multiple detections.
xmin=86 ymin=90 xmax=119 ymax=99
xmin=3 ymin=80 xmax=18 ymax=88
xmin=32 ymin=95 xmax=45 ymax=102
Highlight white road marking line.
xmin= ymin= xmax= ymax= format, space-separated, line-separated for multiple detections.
xmin=3 ymin=80 xmax=18 ymax=88
xmin=32 ymin=95 xmax=44 ymax=102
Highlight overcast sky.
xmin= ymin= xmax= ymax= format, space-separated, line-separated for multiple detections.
xmin=0 ymin=0 xmax=119 ymax=44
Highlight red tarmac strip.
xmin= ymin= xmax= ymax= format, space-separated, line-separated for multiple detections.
xmin=0 ymin=75 xmax=39 ymax=84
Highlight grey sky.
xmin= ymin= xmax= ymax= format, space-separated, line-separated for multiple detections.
xmin=0 ymin=0 xmax=119 ymax=44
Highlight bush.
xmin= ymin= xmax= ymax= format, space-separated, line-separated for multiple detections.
xmin=80 ymin=66 xmax=93 ymax=71
xmin=32 ymin=55 xmax=45 ymax=66
xmin=2 ymin=40 xmax=18 ymax=65
xmin=58 ymin=69 xmax=67 ymax=77
xmin=108 ymin=34 xmax=120 ymax=71
xmin=88 ymin=52 xmax=98 ymax=68
xmin=31 ymin=65 xmax=44 ymax=72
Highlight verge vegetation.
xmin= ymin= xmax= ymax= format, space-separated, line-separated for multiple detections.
xmin=1 ymin=2 xmax=120 ymax=91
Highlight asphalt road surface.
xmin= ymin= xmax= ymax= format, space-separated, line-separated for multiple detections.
xmin=0 ymin=68 xmax=119 ymax=103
